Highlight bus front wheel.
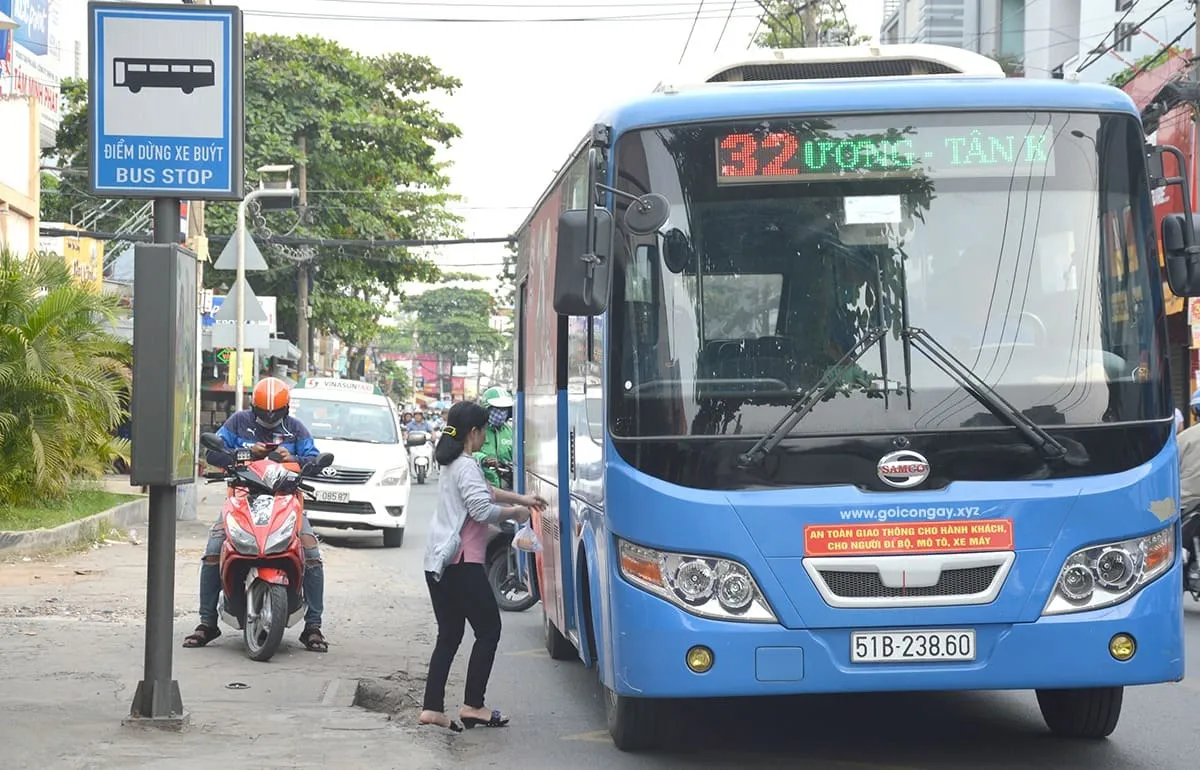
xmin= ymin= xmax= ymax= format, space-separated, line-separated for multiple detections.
xmin=1036 ymin=686 xmax=1123 ymax=739
xmin=605 ymin=686 xmax=660 ymax=751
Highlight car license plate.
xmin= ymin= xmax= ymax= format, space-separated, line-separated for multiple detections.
xmin=314 ymin=490 xmax=350 ymax=504
xmin=851 ymin=629 xmax=976 ymax=663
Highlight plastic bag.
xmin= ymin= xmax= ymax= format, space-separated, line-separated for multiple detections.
xmin=512 ymin=520 xmax=542 ymax=553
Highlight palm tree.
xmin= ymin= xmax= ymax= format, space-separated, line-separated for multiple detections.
xmin=0 ymin=249 xmax=131 ymax=505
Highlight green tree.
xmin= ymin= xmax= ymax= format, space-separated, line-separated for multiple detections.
xmin=753 ymin=0 xmax=868 ymax=49
xmin=407 ymin=286 xmax=505 ymax=365
xmin=0 ymin=250 xmax=132 ymax=505
xmin=43 ymin=35 xmax=463 ymax=362
xmin=377 ymin=358 xmax=411 ymax=403
xmin=497 ymin=240 xmax=518 ymax=310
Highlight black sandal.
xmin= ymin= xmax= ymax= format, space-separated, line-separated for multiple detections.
xmin=420 ymin=717 xmax=463 ymax=733
xmin=461 ymin=709 xmax=509 ymax=729
xmin=300 ymin=626 xmax=328 ymax=653
xmin=182 ymin=624 xmax=221 ymax=648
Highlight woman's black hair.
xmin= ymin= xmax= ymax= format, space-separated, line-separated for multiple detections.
xmin=435 ymin=401 xmax=489 ymax=466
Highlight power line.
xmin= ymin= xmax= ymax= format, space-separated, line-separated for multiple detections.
xmin=40 ymin=225 xmax=514 ymax=248
xmin=715 ymin=0 xmax=739 ymax=50
xmin=1115 ymin=19 xmax=1196 ymax=85
xmin=243 ymin=7 xmax=759 ymax=23
xmin=1077 ymin=0 xmax=1174 ymax=74
xmin=312 ymin=0 xmax=739 ymax=6
xmin=1076 ymin=0 xmax=1144 ymax=72
xmin=679 ymin=0 xmax=707 ymax=63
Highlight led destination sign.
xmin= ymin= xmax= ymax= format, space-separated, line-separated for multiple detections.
xmin=715 ymin=125 xmax=1057 ymax=184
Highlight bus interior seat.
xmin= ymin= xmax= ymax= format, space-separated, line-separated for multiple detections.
xmin=697 ymin=336 xmax=799 ymax=390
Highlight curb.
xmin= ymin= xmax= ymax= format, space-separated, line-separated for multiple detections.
xmin=0 ymin=499 xmax=150 ymax=556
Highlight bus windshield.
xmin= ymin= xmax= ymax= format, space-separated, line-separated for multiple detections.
xmin=609 ymin=110 xmax=1169 ymax=439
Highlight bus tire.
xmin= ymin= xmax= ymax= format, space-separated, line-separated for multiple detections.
xmin=543 ymin=606 xmax=576 ymax=660
xmin=1036 ymin=686 xmax=1123 ymax=739
xmin=605 ymin=686 xmax=659 ymax=751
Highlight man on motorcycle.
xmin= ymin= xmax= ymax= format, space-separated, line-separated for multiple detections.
xmin=183 ymin=376 xmax=330 ymax=653
xmin=406 ymin=411 xmax=434 ymax=435
xmin=473 ymin=387 xmax=514 ymax=488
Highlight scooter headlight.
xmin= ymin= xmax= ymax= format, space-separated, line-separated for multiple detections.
xmin=379 ymin=465 xmax=409 ymax=486
xmin=224 ymin=514 xmax=258 ymax=555
xmin=265 ymin=511 xmax=298 ymax=555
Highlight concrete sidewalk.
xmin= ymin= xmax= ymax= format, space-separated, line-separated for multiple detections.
xmin=0 ymin=486 xmax=450 ymax=770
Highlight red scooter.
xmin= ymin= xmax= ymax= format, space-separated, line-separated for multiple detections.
xmin=200 ymin=433 xmax=334 ymax=662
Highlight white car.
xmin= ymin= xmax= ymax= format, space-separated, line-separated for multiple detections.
xmin=289 ymin=378 xmax=410 ymax=547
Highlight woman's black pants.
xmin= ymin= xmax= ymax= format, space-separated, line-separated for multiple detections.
xmin=422 ymin=562 xmax=502 ymax=712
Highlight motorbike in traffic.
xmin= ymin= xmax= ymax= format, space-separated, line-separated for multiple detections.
xmin=407 ymin=430 xmax=434 ymax=484
xmin=485 ymin=460 xmax=538 ymax=612
xmin=199 ymin=433 xmax=335 ymax=662
xmin=1185 ymin=504 xmax=1200 ymax=601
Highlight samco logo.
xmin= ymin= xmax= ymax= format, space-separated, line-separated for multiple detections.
xmin=877 ymin=450 xmax=930 ymax=488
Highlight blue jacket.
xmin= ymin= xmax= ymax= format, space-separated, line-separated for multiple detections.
xmin=208 ymin=410 xmax=320 ymax=470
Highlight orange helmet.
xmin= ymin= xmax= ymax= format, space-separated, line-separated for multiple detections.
xmin=251 ymin=377 xmax=290 ymax=427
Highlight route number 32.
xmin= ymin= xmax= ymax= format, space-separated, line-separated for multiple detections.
xmin=719 ymin=132 xmax=800 ymax=178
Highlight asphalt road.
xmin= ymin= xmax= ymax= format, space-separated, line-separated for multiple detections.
xmin=339 ymin=481 xmax=1200 ymax=770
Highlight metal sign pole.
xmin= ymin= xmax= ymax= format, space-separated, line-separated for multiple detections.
xmin=130 ymin=198 xmax=186 ymax=727
xmin=234 ymin=198 xmax=246 ymax=410
xmin=87 ymin=1 xmax=245 ymax=731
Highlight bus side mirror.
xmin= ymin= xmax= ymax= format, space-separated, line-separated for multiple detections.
xmin=553 ymin=208 xmax=613 ymax=316
xmin=1161 ymin=213 xmax=1200 ymax=297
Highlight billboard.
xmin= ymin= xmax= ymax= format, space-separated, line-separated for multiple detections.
xmin=0 ymin=0 xmax=61 ymax=147
xmin=39 ymin=223 xmax=105 ymax=293
xmin=10 ymin=0 xmax=49 ymax=56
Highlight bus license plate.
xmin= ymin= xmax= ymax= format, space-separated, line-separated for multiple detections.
xmin=314 ymin=490 xmax=350 ymax=504
xmin=851 ymin=630 xmax=976 ymax=663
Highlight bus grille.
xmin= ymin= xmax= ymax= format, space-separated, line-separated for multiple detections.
xmin=817 ymin=565 xmax=1000 ymax=599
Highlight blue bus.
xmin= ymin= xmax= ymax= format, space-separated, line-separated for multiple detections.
xmin=512 ymin=44 xmax=1199 ymax=751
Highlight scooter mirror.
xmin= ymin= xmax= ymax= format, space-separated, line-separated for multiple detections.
xmin=308 ymin=452 xmax=335 ymax=472
xmin=200 ymin=432 xmax=226 ymax=453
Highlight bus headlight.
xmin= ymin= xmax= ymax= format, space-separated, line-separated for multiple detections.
xmin=617 ymin=539 xmax=776 ymax=622
xmin=1043 ymin=525 xmax=1175 ymax=616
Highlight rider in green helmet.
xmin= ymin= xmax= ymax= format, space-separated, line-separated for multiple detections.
xmin=474 ymin=386 xmax=514 ymax=488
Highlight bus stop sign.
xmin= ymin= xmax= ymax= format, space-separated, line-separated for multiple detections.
xmin=87 ymin=2 xmax=244 ymax=201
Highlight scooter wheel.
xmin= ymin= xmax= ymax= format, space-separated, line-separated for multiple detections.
xmin=244 ymin=581 xmax=288 ymax=662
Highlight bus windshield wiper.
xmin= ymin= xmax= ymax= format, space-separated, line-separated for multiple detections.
xmin=737 ymin=328 xmax=887 ymax=469
xmin=903 ymin=327 xmax=1088 ymax=466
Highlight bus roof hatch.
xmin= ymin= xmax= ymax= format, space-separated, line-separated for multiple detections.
xmin=654 ymin=44 xmax=1005 ymax=93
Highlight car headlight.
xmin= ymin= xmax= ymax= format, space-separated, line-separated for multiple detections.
xmin=224 ymin=514 xmax=259 ymax=556
xmin=379 ymin=465 xmax=409 ymax=486
xmin=265 ymin=511 xmax=297 ymax=555
xmin=617 ymin=539 xmax=776 ymax=622
xmin=1043 ymin=525 xmax=1175 ymax=616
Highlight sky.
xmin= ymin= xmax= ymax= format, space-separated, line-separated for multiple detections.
xmin=54 ymin=0 xmax=885 ymax=293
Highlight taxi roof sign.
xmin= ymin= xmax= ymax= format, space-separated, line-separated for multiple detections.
xmin=298 ymin=377 xmax=382 ymax=395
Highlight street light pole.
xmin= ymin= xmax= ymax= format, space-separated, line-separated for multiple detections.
xmin=233 ymin=187 xmax=296 ymax=410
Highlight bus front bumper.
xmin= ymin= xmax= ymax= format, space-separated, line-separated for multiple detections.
xmin=605 ymin=562 xmax=1185 ymax=698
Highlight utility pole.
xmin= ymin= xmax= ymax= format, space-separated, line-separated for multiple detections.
xmin=297 ymin=134 xmax=310 ymax=376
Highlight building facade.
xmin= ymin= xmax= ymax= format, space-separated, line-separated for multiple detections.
xmin=881 ymin=0 xmax=1195 ymax=82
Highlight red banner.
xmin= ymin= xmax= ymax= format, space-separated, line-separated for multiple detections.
xmin=804 ymin=520 xmax=1014 ymax=557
